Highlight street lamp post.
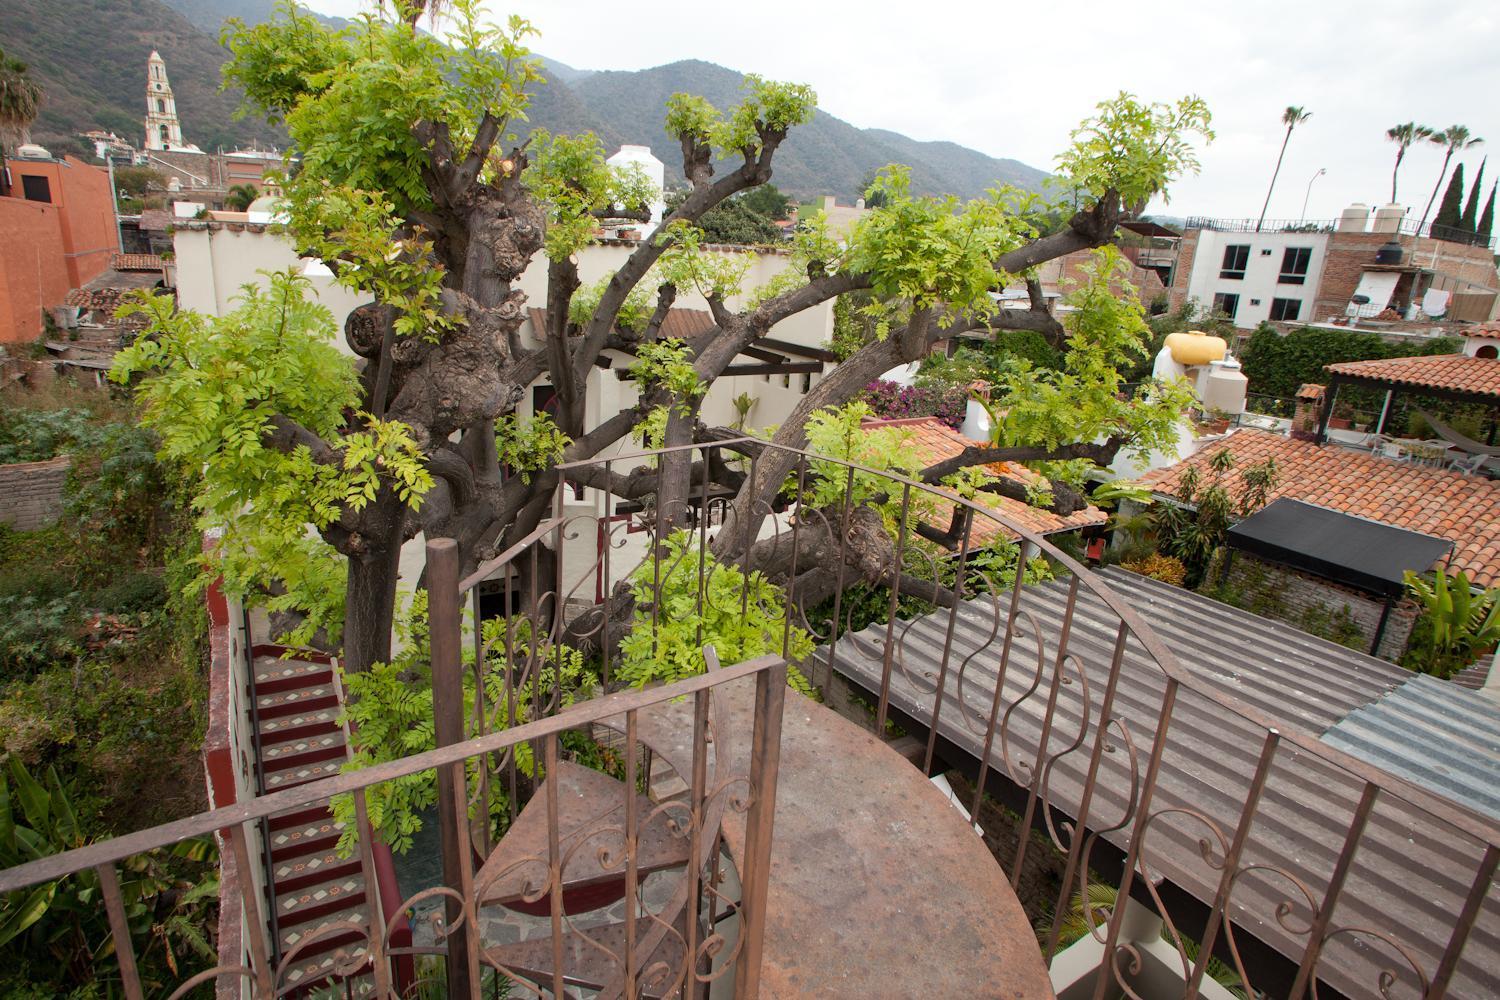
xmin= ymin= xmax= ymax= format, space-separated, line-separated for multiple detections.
xmin=1300 ymin=167 xmax=1327 ymax=222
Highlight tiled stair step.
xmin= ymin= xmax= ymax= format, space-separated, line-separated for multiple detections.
xmin=273 ymin=845 xmax=362 ymax=893
xmin=280 ymin=939 xmax=372 ymax=993
xmin=258 ymin=708 xmax=340 ymax=744
xmin=276 ymin=871 xmax=367 ymax=928
xmin=262 ymin=730 xmax=347 ymax=770
xmin=279 ymin=903 xmax=370 ymax=958
xmin=254 ymin=656 xmax=334 ymax=695
xmin=265 ymin=757 xmax=344 ymax=792
xmin=269 ymin=811 xmax=347 ymax=861
xmin=257 ymin=684 xmax=339 ymax=721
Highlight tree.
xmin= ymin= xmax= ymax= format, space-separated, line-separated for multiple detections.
xmin=665 ymin=188 xmax=782 ymax=244
xmin=224 ymin=183 xmax=259 ymax=211
xmin=0 ymin=47 xmax=42 ymax=198
xmin=1433 ymin=162 xmax=1466 ymax=234
xmin=738 ymin=181 xmax=792 ymax=220
xmin=113 ymin=165 xmax=164 ymax=200
xmin=1418 ymin=125 xmax=1483 ymax=234
xmin=1256 ymin=105 xmax=1311 ymax=232
xmin=1479 ymin=183 xmax=1496 ymax=246
xmin=1460 ymin=157 xmax=1486 ymax=240
xmin=1386 ymin=122 xmax=1434 ymax=204
xmin=113 ymin=2 xmax=1213 ymax=674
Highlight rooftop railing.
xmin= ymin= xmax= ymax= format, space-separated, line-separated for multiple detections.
xmin=2 ymin=438 xmax=1497 ymax=997
xmin=1184 ymin=216 xmax=1498 ymax=250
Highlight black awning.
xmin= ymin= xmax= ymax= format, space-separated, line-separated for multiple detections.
xmin=1227 ymin=498 xmax=1453 ymax=597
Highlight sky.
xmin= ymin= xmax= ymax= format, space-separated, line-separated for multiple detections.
xmin=302 ymin=0 xmax=1500 ymax=221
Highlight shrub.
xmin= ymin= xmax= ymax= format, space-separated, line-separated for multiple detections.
xmin=861 ymin=379 xmax=967 ymax=429
xmin=1121 ymin=552 xmax=1187 ymax=586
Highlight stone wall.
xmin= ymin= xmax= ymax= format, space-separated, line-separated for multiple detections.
xmin=0 ymin=456 xmax=71 ymax=530
xmin=1222 ymin=554 xmax=1417 ymax=661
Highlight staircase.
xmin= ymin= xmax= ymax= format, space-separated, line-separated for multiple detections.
xmin=249 ymin=648 xmax=374 ymax=993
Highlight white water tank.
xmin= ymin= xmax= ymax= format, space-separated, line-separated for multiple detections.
xmin=1372 ymin=203 xmax=1405 ymax=234
xmin=16 ymin=143 xmax=49 ymax=160
xmin=1338 ymin=203 xmax=1370 ymax=233
xmin=1201 ymin=357 xmax=1249 ymax=416
xmin=605 ymin=145 xmax=666 ymax=236
xmin=961 ymin=399 xmax=992 ymax=441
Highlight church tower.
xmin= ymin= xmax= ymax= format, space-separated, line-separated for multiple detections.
xmin=143 ymin=51 xmax=186 ymax=151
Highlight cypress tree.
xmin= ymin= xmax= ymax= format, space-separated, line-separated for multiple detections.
xmin=1479 ymin=183 xmax=1496 ymax=247
xmin=1459 ymin=157 xmax=1486 ymax=238
xmin=1433 ymin=162 xmax=1466 ymax=237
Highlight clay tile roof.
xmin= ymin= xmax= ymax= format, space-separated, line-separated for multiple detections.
xmin=1325 ymin=353 xmax=1500 ymax=400
xmin=867 ymin=417 xmax=1105 ymax=541
xmin=526 ymin=306 xmax=716 ymax=341
xmin=110 ymin=252 xmax=164 ymax=272
xmin=1138 ymin=427 xmax=1500 ymax=587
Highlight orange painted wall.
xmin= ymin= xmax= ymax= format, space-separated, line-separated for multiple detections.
xmin=0 ymin=156 xmax=117 ymax=343
xmin=0 ymin=197 xmax=69 ymax=343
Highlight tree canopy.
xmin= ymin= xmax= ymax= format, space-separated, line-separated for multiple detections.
xmin=114 ymin=0 xmax=1213 ymax=675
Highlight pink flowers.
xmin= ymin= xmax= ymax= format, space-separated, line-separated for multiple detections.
xmin=861 ymin=380 xmax=967 ymax=429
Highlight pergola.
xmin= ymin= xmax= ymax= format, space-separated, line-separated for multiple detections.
xmin=1316 ymin=352 xmax=1500 ymax=442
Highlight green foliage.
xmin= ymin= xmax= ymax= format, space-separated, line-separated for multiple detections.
xmin=845 ymin=166 xmax=1034 ymax=320
xmin=1155 ymin=448 xmax=1278 ymax=583
xmin=800 ymin=402 xmax=926 ymax=521
xmin=633 ymin=338 xmax=704 ymax=414
xmin=112 ymin=273 xmax=433 ymax=647
xmin=568 ymin=272 xmax=657 ymax=334
xmin=335 ymin=592 xmax=595 ymax=854
xmin=654 ymin=220 xmax=752 ymax=300
xmin=665 ymin=76 xmax=816 ymax=157
xmin=0 ymin=407 xmax=100 ymax=464
xmin=529 ymin=130 xmax=657 ymax=258
xmin=1055 ymin=92 xmax=1214 ymax=209
xmin=495 ymin=411 xmax=570 ymax=484
xmin=987 ymin=246 xmax=1195 ymax=467
xmin=617 ymin=531 xmax=813 ymax=689
xmin=1402 ymin=566 xmax=1500 ymax=678
xmin=1121 ymin=552 xmax=1186 ymax=586
xmin=664 ymin=187 xmax=785 ymax=245
xmin=0 ymin=759 xmax=217 ymax=994
xmin=1434 ymin=162 xmax=1466 ymax=232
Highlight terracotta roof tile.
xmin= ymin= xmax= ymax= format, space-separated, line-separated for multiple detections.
xmin=1138 ymin=428 xmax=1500 ymax=587
xmin=110 ymin=252 xmax=164 ymax=272
xmin=1325 ymin=353 xmax=1500 ymax=399
xmin=866 ymin=417 xmax=1105 ymax=541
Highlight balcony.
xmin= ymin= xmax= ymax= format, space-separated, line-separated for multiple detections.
xmin=2 ymin=441 xmax=1496 ymax=998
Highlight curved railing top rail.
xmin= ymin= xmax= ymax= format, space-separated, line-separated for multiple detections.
xmin=0 ymin=654 xmax=784 ymax=895
xmin=559 ymin=436 xmax=1500 ymax=849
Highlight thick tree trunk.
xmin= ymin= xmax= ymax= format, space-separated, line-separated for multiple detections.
xmin=341 ymin=499 xmax=407 ymax=672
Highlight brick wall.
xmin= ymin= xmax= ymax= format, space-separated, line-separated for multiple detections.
xmin=0 ymin=456 xmax=71 ymax=530
xmin=1314 ymin=232 xmax=1500 ymax=322
xmin=0 ymin=197 xmax=69 ymax=343
xmin=1167 ymin=229 xmax=1200 ymax=312
xmin=1223 ymin=554 xmax=1416 ymax=661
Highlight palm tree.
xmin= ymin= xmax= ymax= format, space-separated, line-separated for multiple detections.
xmin=1418 ymin=125 xmax=1484 ymax=234
xmin=0 ymin=48 xmax=43 ymax=198
xmin=1256 ymin=106 xmax=1312 ymax=231
xmin=225 ymin=184 xmax=259 ymax=212
xmin=1386 ymin=122 xmax=1434 ymax=204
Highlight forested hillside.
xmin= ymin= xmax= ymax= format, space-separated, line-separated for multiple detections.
xmin=1 ymin=0 xmax=286 ymax=154
xmin=7 ymin=0 xmax=1048 ymax=200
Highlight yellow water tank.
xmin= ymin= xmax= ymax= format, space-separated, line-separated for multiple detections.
xmin=1164 ymin=330 xmax=1228 ymax=366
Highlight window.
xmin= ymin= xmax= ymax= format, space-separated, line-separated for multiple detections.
xmin=1212 ymin=292 xmax=1239 ymax=319
xmin=20 ymin=175 xmax=50 ymax=203
xmin=1477 ymin=345 xmax=1498 ymax=359
xmin=1280 ymin=247 xmax=1312 ymax=284
xmin=156 ymin=99 xmax=165 ymax=113
xmin=1269 ymin=298 xmax=1301 ymax=321
xmin=1219 ymin=244 xmax=1249 ymax=279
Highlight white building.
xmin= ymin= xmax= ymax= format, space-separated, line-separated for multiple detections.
xmin=143 ymin=51 xmax=198 ymax=153
xmin=1180 ymin=228 xmax=1328 ymax=329
xmin=604 ymin=145 xmax=666 ymax=237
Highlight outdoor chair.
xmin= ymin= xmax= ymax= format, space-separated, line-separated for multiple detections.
xmin=1448 ymin=452 xmax=1493 ymax=476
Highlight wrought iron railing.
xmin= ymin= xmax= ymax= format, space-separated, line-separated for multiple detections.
xmin=3 ymin=437 xmax=1497 ymax=998
xmin=1184 ymin=215 xmax=1498 ymax=250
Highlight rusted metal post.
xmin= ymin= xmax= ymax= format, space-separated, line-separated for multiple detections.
xmin=733 ymin=658 xmax=788 ymax=998
xmin=95 ymin=862 xmax=145 ymax=1000
xmin=427 ymin=537 xmax=476 ymax=999
xmin=227 ymin=822 xmax=275 ymax=997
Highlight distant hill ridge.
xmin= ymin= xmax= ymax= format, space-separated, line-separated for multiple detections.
xmin=10 ymin=0 xmax=1048 ymax=201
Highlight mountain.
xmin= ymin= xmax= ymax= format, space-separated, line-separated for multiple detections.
xmin=1 ymin=0 xmax=287 ymax=155
xmin=540 ymin=59 xmax=1048 ymax=201
xmin=7 ymin=0 xmax=1046 ymax=201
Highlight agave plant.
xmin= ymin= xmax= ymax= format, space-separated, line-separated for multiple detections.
xmin=1403 ymin=566 xmax=1500 ymax=678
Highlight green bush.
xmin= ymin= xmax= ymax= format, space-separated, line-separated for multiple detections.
xmin=0 ymin=408 xmax=101 ymax=464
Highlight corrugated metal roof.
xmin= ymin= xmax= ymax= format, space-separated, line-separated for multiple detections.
xmin=1323 ymin=674 xmax=1500 ymax=822
xmin=829 ymin=566 xmax=1499 ymax=998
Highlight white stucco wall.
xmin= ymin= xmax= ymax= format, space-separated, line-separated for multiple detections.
xmin=1184 ymin=229 xmax=1329 ymax=328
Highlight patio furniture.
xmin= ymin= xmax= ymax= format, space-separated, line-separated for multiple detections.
xmin=1417 ymin=407 xmax=1500 ymax=457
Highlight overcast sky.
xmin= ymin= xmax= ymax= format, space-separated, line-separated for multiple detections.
xmin=303 ymin=0 xmax=1499 ymax=221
